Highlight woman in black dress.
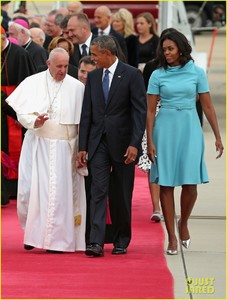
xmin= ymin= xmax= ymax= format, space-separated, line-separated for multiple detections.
xmin=112 ymin=8 xmax=139 ymax=68
xmin=136 ymin=12 xmax=159 ymax=72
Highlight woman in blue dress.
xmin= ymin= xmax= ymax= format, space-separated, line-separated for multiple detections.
xmin=146 ymin=30 xmax=224 ymax=255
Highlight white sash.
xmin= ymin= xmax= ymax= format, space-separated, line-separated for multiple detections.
xmin=34 ymin=120 xmax=77 ymax=140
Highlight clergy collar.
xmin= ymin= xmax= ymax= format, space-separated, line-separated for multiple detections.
xmin=23 ymin=38 xmax=32 ymax=49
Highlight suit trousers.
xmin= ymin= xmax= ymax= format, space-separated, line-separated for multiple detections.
xmin=89 ymin=135 xmax=135 ymax=248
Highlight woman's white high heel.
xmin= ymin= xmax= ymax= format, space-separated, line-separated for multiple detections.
xmin=181 ymin=238 xmax=191 ymax=249
xmin=178 ymin=220 xmax=191 ymax=249
xmin=166 ymin=249 xmax=178 ymax=255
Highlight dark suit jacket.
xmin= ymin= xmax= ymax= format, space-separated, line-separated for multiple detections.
xmin=24 ymin=40 xmax=48 ymax=70
xmin=79 ymin=61 xmax=147 ymax=162
xmin=69 ymin=34 xmax=97 ymax=67
xmin=125 ymin=35 xmax=139 ymax=68
xmin=1 ymin=9 xmax=11 ymax=31
xmin=43 ymin=34 xmax=52 ymax=50
xmin=92 ymin=27 xmax=128 ymax=61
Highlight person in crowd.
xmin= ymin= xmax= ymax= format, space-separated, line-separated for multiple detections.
xmin=67 ymin=13 xmax=97 ymax=67
xmin=30 ymin=27 xmax=46 ymax=47
xmin=6 ymin=48 xmax=86 ymax=253
xmin=67 ymin=1 xmax=84 ymax=15
xmin=48 ymin=36 xmax=76 ymax=77
xmin=37 ymin=36 xmax=78 ymax=79
xmin=12 ymin=15 xmax=30 ymax=26
xmin=60 ymin=14 xmax=71 ymax=39
xmin=1 ymin=0 xmax=11 ymax=31
xmin=28 ymin=14 xmax=46 ymax=32
xmin=1 ymin=26 xmax=36 ymax=206
xmin=138 ymin=54 xmax=161 ymax=222
xmin=8 ymin=19 xmax=48 ymax=69
xmin=48 ymin=36 xmax=74 ymax=57
xmin=146 ymin=30 xmax=224 ymax=255
xmin=57 ymin=6 xmax=69 ymax=17
xmin=78 ymin=55 xmax=96 ymax=85
xmin=136 ymin=12 xmax=159 ymax=72
xmin=43 ymin=10 xmax=63 ymax=49
xmin=77 ymin=35 xmax=147 ymax=257
xmin=113 ymin=37 xmax=127 ymax=63
xmin=13 ymin=1 xmax=27 ymax=15
xmin=206 ymin=4 xmax=225 ymax=27
xmin=91 ymin=5 xmax=128 ymax=60
xmin=112 ymin=8 xmax=139 ymax=67
xmin=212 ymin=4 xmax=225 ymax=26
xmin=29 ymin=20 xmax=41 ymax=28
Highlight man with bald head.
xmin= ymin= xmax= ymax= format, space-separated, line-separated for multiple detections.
xmin=30 ymin=27 xmax=46 ymax=47
xmin=92 ymin=5 xmax=127 ymax=59
xmin=57 ymin=6 xmax=69 ymax=17
xmin=6 ymin=48 xmax=87 ymax=253
xmin=67 ymin=1 xmax=83 ymax=15
xmin=67 ymin=13 xmax=97 ymax=67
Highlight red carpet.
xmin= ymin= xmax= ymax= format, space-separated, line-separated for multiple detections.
xmin=1 ymin=169 xmax=174 ymax=299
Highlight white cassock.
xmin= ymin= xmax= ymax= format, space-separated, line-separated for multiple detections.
xmin=6 ymin=70 xmax=87 ymax=252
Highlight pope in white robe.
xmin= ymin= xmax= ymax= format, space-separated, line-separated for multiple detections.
xmin=6 ymin=48 xmax=87 ymax=252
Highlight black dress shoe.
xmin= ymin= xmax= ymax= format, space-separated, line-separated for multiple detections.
xmin=24 ymin=244 xmax=34 ymax=250
xmin=46 ymin=250 xmax=64 ymax=254
xmin=85 ymin=243 xmax=104 ymax=257
xmin=112 ymin=247 xmax=127 ymax=255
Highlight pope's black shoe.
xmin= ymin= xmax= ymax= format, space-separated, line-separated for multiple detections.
xmin=112 ymin=247 xmax=127 ymax=255
xmin=85 ymin=243 xmax=104 ymax=257
xmin=24 ymin=244 xmax=34 ymax=250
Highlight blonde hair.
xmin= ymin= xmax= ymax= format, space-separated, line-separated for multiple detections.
xmin=112 ymin=8 xmax=136 ymax=38
xmin=136 ymin=12 xmax=157 ymax=35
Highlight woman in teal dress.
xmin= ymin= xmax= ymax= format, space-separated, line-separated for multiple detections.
xmin=146 ymin=30 xmax=224 ymax=255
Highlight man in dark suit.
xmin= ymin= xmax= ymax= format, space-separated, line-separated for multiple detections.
xmin=78 ymin=35 xmax=147 ymax=257
xmin=67 ymin=13 xmax=97 ymax=67
xmin=91 ymin=5 xmax=128 ymax=60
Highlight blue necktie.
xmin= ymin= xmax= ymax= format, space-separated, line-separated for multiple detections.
xmin=102 ymin=69 xmax=110 ymax=104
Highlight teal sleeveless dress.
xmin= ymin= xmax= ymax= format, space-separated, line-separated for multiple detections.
xmin=147 ymin=60 xmax=209 ymax=186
